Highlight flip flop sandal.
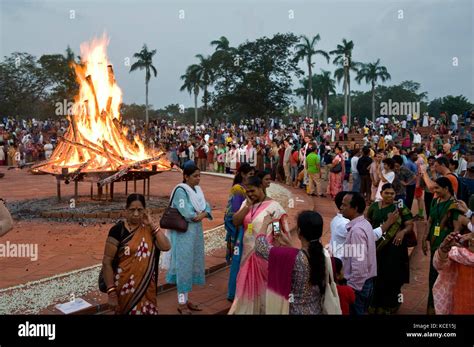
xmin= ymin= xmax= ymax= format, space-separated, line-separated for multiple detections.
xmin=177 ymin=304 xmax=192 ymax=315
xmin=187 ymin=302 xmax=202 ymax=311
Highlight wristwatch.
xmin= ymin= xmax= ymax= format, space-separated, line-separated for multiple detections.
xmin=465 ymin=210 xmax=473 ymax=219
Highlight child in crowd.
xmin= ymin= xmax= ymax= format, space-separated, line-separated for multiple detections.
xmin=332 ymin=257 xmax=355 ymax=315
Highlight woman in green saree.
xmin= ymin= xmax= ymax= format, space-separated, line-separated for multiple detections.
xmin=367 ymin=183 xmax=414 ymax=314
xmin=422 ymin=176 xmax=462 ymax=314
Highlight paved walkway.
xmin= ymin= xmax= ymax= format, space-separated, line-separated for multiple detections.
xmin=0 ymin=167 xmax=432 ymax=315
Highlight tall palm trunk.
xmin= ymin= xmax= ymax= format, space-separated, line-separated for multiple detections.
xmin=307 ymin=62 xmax=313 ymax=120
xmin=194 ymin=91 xmax=198 ymax=129
xmin=343 ymin=68 xmax=348 ymax=121
xmin=323 ymin=94 xmax=328 ymax=121
xmin=145 ymin=79 xmax=149 ymax=125
xmin=371 ymin=81 xmax=376 ymax=123
xmin=348 ymin=77 xmax=352 ymax=127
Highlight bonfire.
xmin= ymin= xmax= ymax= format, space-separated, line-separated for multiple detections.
xmin=32 ymin=35 xmax=172 ymax=200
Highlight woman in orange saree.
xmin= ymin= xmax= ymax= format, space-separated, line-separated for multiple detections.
xmin=102 ymin=194 xmax=171 ymax=315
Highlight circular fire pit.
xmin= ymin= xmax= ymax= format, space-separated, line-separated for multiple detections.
xmin=7 ymin=194 xmax=168 ymax=221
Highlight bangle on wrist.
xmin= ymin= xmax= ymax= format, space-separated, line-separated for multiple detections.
xmin=107 ymin=286 xmax=117 ymax=294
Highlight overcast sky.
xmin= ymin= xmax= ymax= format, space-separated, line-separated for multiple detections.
xmin=1 ymin=0 xmax=473 ymax=109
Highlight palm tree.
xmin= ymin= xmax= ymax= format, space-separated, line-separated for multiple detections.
xmin=294 ymin=35 xmax=330 ymax=120
xmin=355 ymin=59 xmax=391 ymax=122
xmin=296 ymin=76 xmax=325 ymax=118
xmin=193 ymin=54 xmax=215 ymax=120
xmin=180 ymin=64 xmax=201 ymax=129
xmin=130 ymin=44 xmax=158 ymax=125
xmin=330 ymin=39 xmax=360 ymax=125
xmin=210 ymin=36 xmax=236 ymax=116
xmin=314 ymin=70 xmax=336 ymax=121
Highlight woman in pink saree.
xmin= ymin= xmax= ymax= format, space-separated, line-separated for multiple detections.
xmin=228 ymin=176 xmax=288 ymax=314
xmin=327 ymin=146 xmax=345 ymax=199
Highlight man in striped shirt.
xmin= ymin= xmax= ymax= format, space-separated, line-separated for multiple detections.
xmin=340 ymin=192 xmax=377 ymax=315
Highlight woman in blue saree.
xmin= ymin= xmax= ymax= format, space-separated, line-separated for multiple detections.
xmin=224 ymin=163 xmax=255 ymax=301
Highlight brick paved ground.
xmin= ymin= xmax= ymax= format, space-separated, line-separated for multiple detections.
xmin=0 ymin=167 xmax=432 ymax=314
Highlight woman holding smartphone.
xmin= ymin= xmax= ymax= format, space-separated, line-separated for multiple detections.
xmin=228 ymin=176 xmax=288 ymax=314
xmin=366 ymin=183 xmax=414 ymax=314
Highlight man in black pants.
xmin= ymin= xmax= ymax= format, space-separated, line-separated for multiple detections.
xmin=357 ymin=146 xmax=373 ymax=202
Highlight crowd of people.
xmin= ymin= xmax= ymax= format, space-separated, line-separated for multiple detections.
xmin=1 ymin=110 xmax=473 ymax=315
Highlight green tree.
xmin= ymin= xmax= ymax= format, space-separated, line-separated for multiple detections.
xmin=0 ymin=52 xmax=50 ymax=118
xmin=429 ymin=95 xmax=473 ymax=116
xmin=294 ymin=34 xmax=330 ymax=120
xmin=355 ymin=59 xmax=391 ymax=123
xmin=193 ymin=54 xmax=215 ymax=119
xmin=180 ymin=64 xmax=201 ymax=129
xmin=314 ymin=70 xmax=336 ymax=121
xmin=38 ymin=46 xmax=81 ymax=112
xmin=212 ymin=33 xmax=302 ymax=120
xmin=129 ymin=44 xmax=158 ymax=125
xmin=330 ymin=39 xmax=359 ymax=125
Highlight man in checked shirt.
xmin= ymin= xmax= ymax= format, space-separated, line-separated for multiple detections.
xmin=340 ymin=192 xmax=377 ymax=315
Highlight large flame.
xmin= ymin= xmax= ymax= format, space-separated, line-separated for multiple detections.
xmin=35 ymin=35 xmax=171 ymax=174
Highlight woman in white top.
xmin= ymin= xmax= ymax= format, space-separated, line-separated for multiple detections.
xmin=375 ymin=158 xmax=396 ymax=201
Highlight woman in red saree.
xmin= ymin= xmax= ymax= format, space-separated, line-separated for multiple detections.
xmin=228 ymin=176 xmax=288 ymax=314
xmin=102 ymin=194 xmax=171 ymax=315
xmin=327 ymin=146 xmax=345 ymax=199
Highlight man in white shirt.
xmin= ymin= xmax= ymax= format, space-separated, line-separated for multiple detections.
xmin=330 ymin=191 xmax=387 ymax=259
xmin=187 ymin=141 xmax=195 ymax=162
xmin=456 ymin=152 xmax=468 ymax=177
xmin=44 ymin=141 xmax=54 ymax=160
xmin=451 ymin=113 xmax=458 ymax=132
xmin=245 ymin=140 xmax=257 ymax=168
xmin=413 ymin=130 xmax=422 ymax=145
xmin=351 ymin=150 xmax=361 ymax=192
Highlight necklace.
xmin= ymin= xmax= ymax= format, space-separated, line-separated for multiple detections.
xmin=250 ymin=197 xmax=266 ymax=221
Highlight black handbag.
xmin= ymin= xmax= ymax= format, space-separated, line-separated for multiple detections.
xmin=160 ymin=187 xmax=188 ymax=233
xmin=330 ymin=162 xmax=342 ymax=173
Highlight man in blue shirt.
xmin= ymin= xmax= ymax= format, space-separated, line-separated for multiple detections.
xmin=405 ymin=151 xmax=418 ymax=210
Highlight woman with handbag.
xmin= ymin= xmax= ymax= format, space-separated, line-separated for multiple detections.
xmin=165 ymin=164 xmax=213 ymax=314
xmin=228 ymin=176 xmax=289 ymax=314
xmin=366 ymin=183 xmax=414 ymax=314
xmin=101 ymin=194 xmax=171 ymax=315
xmin=327 ymin=146 xmax=345 ymax=199
xmin=254 ymin=210 xmax=342 ymax=314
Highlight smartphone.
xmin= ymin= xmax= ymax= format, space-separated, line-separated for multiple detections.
xmin=454 ymin=234 xmax=469 ymax=247
xmin=272 ymin=221 xmax=281 ymax=235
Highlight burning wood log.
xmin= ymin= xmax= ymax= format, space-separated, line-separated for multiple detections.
xmin=70 ymin=158 xmax=94 ymax=181
xmin=85 ymin=75 xmax=100 ymax=119
xmin=102 ymin=143 xmax=118 ymax=171
xmin=103 ymin=140 xmax=126 ymax=161
xmin=31 ymin=158 xmax=63 ymax=169
xmin=62 ymin=138 xmax=105 ymax=158
xmin=33 ymin=37 xmax=172 ymax=179
xmin=97 ymin=153 xmax=166 ymax=187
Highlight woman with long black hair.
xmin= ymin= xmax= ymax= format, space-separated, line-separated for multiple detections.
xmin=255 ymin=210 xmax=339 ymax=314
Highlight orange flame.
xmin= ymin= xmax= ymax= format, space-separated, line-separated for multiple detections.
xmin=36 ymin=35 xmax=171 ymax=174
